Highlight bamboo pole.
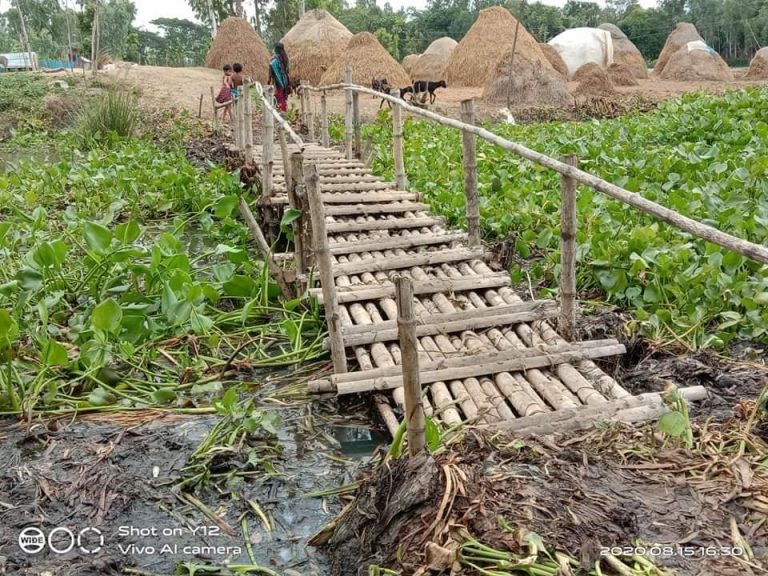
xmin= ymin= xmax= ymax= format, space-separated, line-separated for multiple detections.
xmin=198 ymin=93 xmax=204 ymax=119
xmin=305 ymin=164 xmax=348 ymax=373
xmin=321 ymin=91 xmax=329 ymax=148
xmin=299 ymin=83 xmax=306 ymax=130
xmin=392 ymin=89 xmax=407 ymax=190
xmin=289 ymin=153 xmax=307 ymax=276
xmin=210 ymin=86 xmax=218 ymax=131
xmin=344 ymin=66 xmax=354 ymax=160
xmin=395 ymin=275 xmax=425 ymax=455
xmin=307 ymin=90 xmax=316 ymax=142
xmin=261 ymin=86 xmax=274 ymax=198
xmin=560 ymin=154 xmax=578 ymax=341
xmin=461 ymin=99 xmax=480 ymax=247
xmin=301 ymin=83 xmax=768 ymax=266
xmin=244 ymin=81 xmax=253 ymax=155
xmin=353 ymin=92 xmax=361 ymax=159
xmin=278 ymin=127 xmax=291 ymax=195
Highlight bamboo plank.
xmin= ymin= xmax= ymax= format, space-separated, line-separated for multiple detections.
xmin=324 ymin=203 xmax=430 ymax=216
xmin=329 ymin=232 xmax=466 ymax=255
xmin=325 ymin=216 xmax=442 ymax=234
xmin=335 ymin=343 xmax=626 ymax=395
xmin=261 ymin=192 xmax=419 ymax=205
xmin=312 ymin=274 xmax=512 ymax=304
xmin=337 ymin=304 xmax=560 ymax=348
xmin=331 ymin=247 xmax=483 ymax=276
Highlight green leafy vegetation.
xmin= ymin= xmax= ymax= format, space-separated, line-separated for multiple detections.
xmin=0 ymin=132 xmax=323 ymax=416
xmin=77 ymin=88 xmax=143 ymax=141
xmin=363 ymin=88 xmax=768 ymax=348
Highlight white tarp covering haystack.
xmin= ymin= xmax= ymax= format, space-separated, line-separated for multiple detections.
xmin=548 ymin=27 xmax=613 ymax=79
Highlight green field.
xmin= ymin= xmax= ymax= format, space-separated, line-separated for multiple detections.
xmin=363 ymin=87 xmax=768 ymax=348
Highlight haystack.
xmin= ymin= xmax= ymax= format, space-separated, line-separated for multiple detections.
xmin=659 ymin=41 xmax=733 ymax=81
xmin=572 ymin=62 xmax=616 ymax=97
xmin=403 ymin=54 xmax=420 ymax=76
xmin=608 ymin=62 xmax=638 ymax=86
xmin=484 ymin=51 xmax=571 ymax=107
xmin=205 ymin=17 xmax=270 ymax=83
xmin=411 ymin=37 xmax=457 ymax=82
xmin=654 ymin=22 xmax=703 ymax=75
xmin=540 ymin=43 xmax=568 ymax=78
xmin=599 ymin=23 xmax=647 ymax=79
xmin=746 ymin=47 xmax=768 ymax=79
xmin=445 ymin=6 xmax=553 ymax=87
xmin=281 ymin=9 xmax=352 ymax=85
xmin=320 ymin=32 xmax=410 ymax=87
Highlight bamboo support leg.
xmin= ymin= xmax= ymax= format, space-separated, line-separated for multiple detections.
xmin=261 ymin=86 xmax=274 ymax=199
xmin=395 ymin=276 xmax=425 ymax=455
xmin=321 ymin=91 xmax=329 ymax=148
xmin=288 ymin=154 xmax=306 ymax=276
xmin=392 ymin=90 xmax=407 ymax=190
xmin=307 ymin=91 xmax=315 ymax=142
xmin=560 ymin=154 xmax=578 ymax=341
xmin=244 ymin=81 xmax=253 ymax=155
xmin=353 ymin=92 xmax=361 ymax=159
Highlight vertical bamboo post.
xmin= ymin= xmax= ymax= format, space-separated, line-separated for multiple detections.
xmin=321 ymin=91 xmax=329 ymax=148
xmin=559 ymin=154 xmax=578 ymax=341
xmin=261 ymin=86 xmax=275 ymax=199
xmin=244 ymin=81 xmax=253 ymax=157
xmin=234 ymin=97 xmax=241 ymax=149
xmin=307 ymin=90 xmax=316 ymax=142
xmin=352 ymin=91 xmax=361 ymax=159
xmin=394 ymin=275 xmax=425 ymax=455
xmin=289 ymin=153 xmax=306 ymax=276
xmin=278 ymin=127 xmax=291 ymax=195
xmin=392 ymin=89 xmax=407 ymax=190
xmin=240 ymin=94 xmax=248 ymax=151
xmin=210 ymin=86 xmax=217 ymax=131
xmin=344 ymin=66 xmax=354 ymax=160
xmin=299 ymin=83 xmax=306 ymax=129
xmin=305 ymin=164 xmax=347 ymax=374
xmin=461 ymin=99 xmax=480 ymax=247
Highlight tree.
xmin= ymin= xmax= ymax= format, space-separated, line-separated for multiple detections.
xmin=151 ymin=17 xmax=211 ymax=65
xmin=563 ymin=1 xmax=603 ymax=28
xmin=619 ymin=5 xmax=671 ymax=61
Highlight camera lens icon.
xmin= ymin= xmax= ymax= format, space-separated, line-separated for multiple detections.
xmin=18 ymin=527 xmax=46 ymax=554
xmin=18 ymin=526 xmax=104 ymax=555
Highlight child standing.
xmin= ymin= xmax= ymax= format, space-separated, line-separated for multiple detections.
xmin=230 ymin=63 xmax=244 ymax=101
xmin=216 ymin=64 xmax=233 ymax=122
xmin=269 ymin=43 xmax=291 ymax=112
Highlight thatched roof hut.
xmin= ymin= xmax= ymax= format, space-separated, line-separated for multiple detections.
xmin=745 ymin=47 xmax=768 ymax=79
xmin=445 ymin=6 xmax=552 ymax=87
xmin=539 ymin=43 xmax=568 ymax=78
xmin=281 ymin=9 xmax=352 ymax=85
xmin=403 ymin=53 xmax=420 ymax=76
xmin=598 ymin=23 xmax=647 ymax=79
xmin=654 ymin=22 xmax=703 ymax=76
xmin=320 ymin=32 xmax=411 ymax=87
xmin=205 ymin=17 xmax=270 ymax=84
xmin=659 ymin=41 xmax=733 ymax=81
xmin=410 ymin=36 xmax=457 ymax=82
xmin=483 ymin=51 xmax=571 ymax=107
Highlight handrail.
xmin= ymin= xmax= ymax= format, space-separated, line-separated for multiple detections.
xmin=296 ymin=81 xmax=768 ymax=266
xmin=254 ymin=82 xmax=305 ymax=149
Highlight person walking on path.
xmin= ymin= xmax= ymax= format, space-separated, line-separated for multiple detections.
xmin=269 ymin=42 xmax=291 ymax=112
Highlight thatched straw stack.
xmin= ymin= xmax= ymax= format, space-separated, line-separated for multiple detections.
xmin=608 ymin=62 xmax=638 ymax=86
xmin=411 ymin=37 xmax=457 ymax=82
xmin=539 ymin=43 xmax=568 ymax=78
xmin=320 ymin=32 xmax=411 ymax=87
xmin=598 ymin=23 xmax=647 ymax=79
xmin=572 ymin=62 xmax=617 ymax=97
xmin=445 ymin=6 xmax=552 ymax=87
xmin=484 ymin=51 xmax=571 ymax=107
xmin=745 ymin=47 xmax=768 ymax=79
xmin=403 ymin=54 xmax=420 ymax=76
xmin=205 ymin=17 xmax=270 ymax=83
xmin=654 ymin=22 xmax=703 ymax=76
xmin=281 ymin=9 xmax=352 ymax=85
xmin=659 ymin=41 xmax=733 ymax=81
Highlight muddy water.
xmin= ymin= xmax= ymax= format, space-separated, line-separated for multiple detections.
xmin=0 ymin=392 xmax=386 ymax=576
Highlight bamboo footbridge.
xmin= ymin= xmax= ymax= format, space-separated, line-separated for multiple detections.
xmin=227 ymin=71 xmax=768 ymax=438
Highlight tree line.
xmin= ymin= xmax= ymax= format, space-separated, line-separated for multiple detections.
xmin=2 ymin=0 xmax=767 ymax=68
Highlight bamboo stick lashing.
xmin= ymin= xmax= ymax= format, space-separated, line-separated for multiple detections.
xmin=560 ymin=154 xmax=577 ymax=341
xmin=395 ymin=275 xmax=425 ymax=455
xmin=344 ymin=66 xmax=354 ymax=160
xmin=305 ymin=164 xmax=347 ymax=373
xmin=461 ymin=99 xmax=480 ymax=247
xmin=392 ymin=89 xmax=406 ymax=190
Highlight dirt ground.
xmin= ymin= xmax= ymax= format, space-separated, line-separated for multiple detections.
xmin=66 ymin=64 xmax=767 ymax=122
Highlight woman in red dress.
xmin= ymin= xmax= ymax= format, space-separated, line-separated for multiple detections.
xmin=269 ymin=43 xmax=291 ymax=112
